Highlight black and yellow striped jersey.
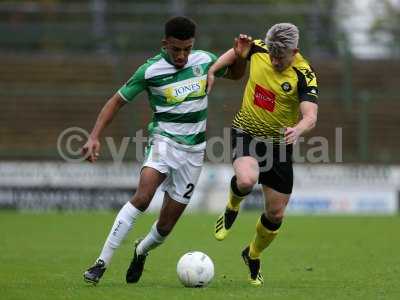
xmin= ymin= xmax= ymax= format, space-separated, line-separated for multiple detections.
xmin=232 ymin=39 xmax=318 ymax=141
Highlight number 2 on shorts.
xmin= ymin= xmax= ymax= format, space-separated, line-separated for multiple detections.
xmin=183 ymin=183 xmax=195 ymax=199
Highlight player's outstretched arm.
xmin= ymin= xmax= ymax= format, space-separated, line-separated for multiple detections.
xmin=226 ymin=34 xmax=252 ymax=79
xmin=285 ymin=101 xmax=318 ymax=145
xmin=207 ymin=34 xmax=252 ymax=93
xmin=82 ymin=93 xmax=126 ymax=162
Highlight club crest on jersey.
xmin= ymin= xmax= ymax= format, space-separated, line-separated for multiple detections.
xmin=281 ymin=82 xmax=292 ymax=92
xmin=192 ymin=65 xmax=203 ymax=77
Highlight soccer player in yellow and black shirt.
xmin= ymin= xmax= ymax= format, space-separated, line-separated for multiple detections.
xmin=207 ymin=23 xmax=318 ymax=286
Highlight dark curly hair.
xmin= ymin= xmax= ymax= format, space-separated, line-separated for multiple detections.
xmin=165 ymin=16 xmax=196 ymax=40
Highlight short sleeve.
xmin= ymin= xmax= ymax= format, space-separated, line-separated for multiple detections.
xmin=118 ymin=64 xmax=147 ymax=103
xmin=294 ymin=66 xmax=319 ymax=103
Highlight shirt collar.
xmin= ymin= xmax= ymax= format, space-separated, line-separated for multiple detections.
xmin=160 ymin=48 xmax=174 ymax=65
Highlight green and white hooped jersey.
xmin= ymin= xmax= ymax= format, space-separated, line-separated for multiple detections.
xmin=118 ymin=49 xmax=224 ymax=152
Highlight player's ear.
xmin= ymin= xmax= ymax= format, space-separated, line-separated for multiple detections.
xmin=161 ymin=38 xmax=167 ymax=49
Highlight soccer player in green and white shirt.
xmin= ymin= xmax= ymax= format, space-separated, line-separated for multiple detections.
xmin=82 ymin=17 xmax=247 ymax=285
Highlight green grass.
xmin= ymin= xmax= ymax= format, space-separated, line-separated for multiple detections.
xmin=0 ymin=211 xmax=399 ymax=300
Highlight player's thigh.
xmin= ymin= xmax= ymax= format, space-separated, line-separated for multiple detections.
xmin=133 ymin=167 xmax=166 ymax=201
xmin=162 ymin=153 xmax=202 ymax=206
xmin=133 ymin=140 xmax=169 ymax=203
xmin=261 ymin=185 xmax=290 ymax=217
xmin=231 ymin=128 xmax=259 ymax=183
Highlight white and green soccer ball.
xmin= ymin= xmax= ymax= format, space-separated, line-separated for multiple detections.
xmin=176 ymin=251 xmax=214 ymax=288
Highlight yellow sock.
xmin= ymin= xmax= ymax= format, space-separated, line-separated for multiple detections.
xmin=226 ymin=188 xmax=245 ymax=211
xmin=249 ymin=217 xmax=279 ymax=259
xmin=226 ymin=176 xmax=249 ymax=211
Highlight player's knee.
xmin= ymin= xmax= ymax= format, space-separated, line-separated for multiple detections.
xmin=130 ymin=193 xmax=152 ymax=211
xmin=266 ymin=210 xmax=284 ymax=224
xmin=236 ymin=174 xmax=257 ymax=191
xmin=156 ymin=221 xmax=173 ymax=236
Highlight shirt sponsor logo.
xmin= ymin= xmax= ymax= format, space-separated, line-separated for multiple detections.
xmin=253 ymin=84 xmax=275 ymax=112
xmin=173 ymin=81 xmax=201 ymax=97
xmin=164 ymin=79 xmax=204 ymax=104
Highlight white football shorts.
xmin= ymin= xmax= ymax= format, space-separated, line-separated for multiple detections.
xmin=142 ymin=138 xmax=204 ymax=204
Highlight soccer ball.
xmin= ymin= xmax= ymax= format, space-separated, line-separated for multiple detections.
xmin=176 ymin=251 xmax=214 ymax=288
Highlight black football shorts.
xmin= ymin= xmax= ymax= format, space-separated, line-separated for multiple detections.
xmin=231 ymin=127 xmax=293 ymax=194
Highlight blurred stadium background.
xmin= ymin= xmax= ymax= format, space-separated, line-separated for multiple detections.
xmin=0 ymin=0 xmax=399 ymax=214
xmin=1 ymin=1 xmax=400 ymax=299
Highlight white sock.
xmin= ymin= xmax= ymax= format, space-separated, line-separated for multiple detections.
xmin=98 ymin=202 xmax=142 ymax=266
xmin=136 ymin=222 xmax=166 ymax=255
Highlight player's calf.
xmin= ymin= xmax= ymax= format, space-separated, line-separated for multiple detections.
xmin=214 ymin=176 xmax=251 ymax=241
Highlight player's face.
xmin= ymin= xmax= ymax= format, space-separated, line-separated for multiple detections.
xmin=163 ymin=37 xmax=194 ymax=69
xmin=269 ymin=49 xmax=298 ymax=72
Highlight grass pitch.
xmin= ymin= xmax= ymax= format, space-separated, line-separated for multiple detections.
xmin=0 ymin=211 xmax=399 ymax=300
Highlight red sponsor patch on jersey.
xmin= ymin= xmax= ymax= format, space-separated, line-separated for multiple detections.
xmin=253 ymin=84 xmax=275 ymax=112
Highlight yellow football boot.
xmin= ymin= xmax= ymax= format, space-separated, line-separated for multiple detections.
xmin=241 ymin=246 xmax=264 ymax=287
xmin=214 ymin=208 xmax=239 ymax=241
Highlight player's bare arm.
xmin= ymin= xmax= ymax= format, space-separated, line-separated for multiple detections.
xmin=207 ymin=34 xmax=252 ymax=93
xmin=82 ymin=93 xmax=126 ymax=162
xmin=285 ymin=101 xmax=318 ymax=144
